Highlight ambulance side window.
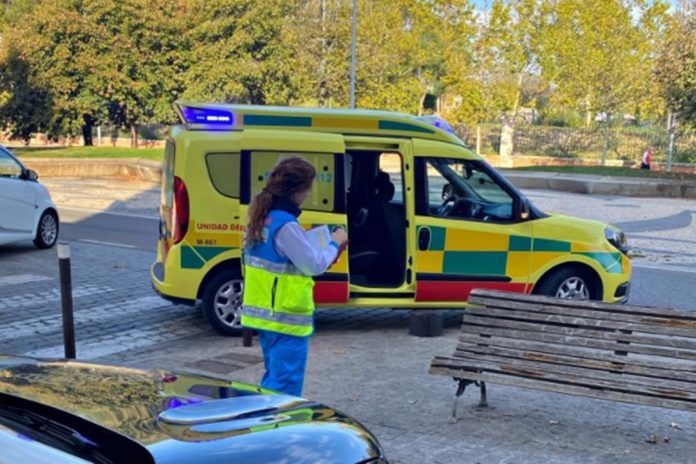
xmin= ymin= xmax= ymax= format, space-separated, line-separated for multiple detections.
xmin=416 ymin=157 xmax=515 ymax=223
xmin=206 ymin=153 xmax=241 ymax=198
xmin=249 ymin=152 xmax=339 ymax=213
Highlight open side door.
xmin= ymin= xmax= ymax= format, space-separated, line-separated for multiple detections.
xmin=239 ymin=129 xmax=349 ymax=305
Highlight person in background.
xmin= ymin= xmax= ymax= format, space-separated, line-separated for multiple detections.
xmin=241 ymin=156 xmax=348 ymax=397
xmin=641 ymin=146 xmax=653 ymax=170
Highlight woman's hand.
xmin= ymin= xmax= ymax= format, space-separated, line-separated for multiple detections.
xmin=331 ymin=227 xmax=348 ymax=246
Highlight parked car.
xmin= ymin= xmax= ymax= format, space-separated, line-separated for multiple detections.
xmin=152 ymin=102 xmax=631 ymax=336
xmin=0 ymin=145 xmax=59 ymax=249
xmin=0 ymin=355 xmax=387 ymax=464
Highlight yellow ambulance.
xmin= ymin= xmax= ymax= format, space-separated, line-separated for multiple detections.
xmin=151 ymin=102 xmax=631 ymax=335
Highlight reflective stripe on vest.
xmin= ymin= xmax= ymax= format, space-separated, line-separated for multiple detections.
xmin=241 ymin=210 xmax=315 ymax=337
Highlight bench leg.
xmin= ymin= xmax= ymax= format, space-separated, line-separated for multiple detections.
xmin=478 ymin=381 xmax=488 ymax=407
xmin=449 ymin=378 xmax=471 ymax=424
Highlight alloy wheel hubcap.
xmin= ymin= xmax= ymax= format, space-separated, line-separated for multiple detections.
xmin=214 ymin=279 xmax=244 ymax=328
xmin=41 ymin=214 xmax=57 ymax=245
xmin=555 ymin=276 xmax=590 ymax=300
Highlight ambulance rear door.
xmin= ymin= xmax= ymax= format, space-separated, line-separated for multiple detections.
xmin=240 ymin=129 xmax=350 ymax=305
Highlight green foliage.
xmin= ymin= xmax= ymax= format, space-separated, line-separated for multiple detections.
xmin=0 ymin=0 xmax=690 ymax=150
xmin=656 ymin=10 xmax=696 ymax=127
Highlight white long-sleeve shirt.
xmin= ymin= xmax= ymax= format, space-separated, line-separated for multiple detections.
xmin=274 ymin=222 xmax=339 ymax=276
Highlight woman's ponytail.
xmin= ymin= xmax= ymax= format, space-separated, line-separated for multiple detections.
xmin=244 ymin=157 xmax=316 ymax=247
xmin=245 ymin=188 xmax=274 ymax=246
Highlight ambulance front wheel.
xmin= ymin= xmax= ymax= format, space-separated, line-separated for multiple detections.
xmin=534 ymin=265 xmax=600 ymax=301
xmin=202 ymin=270 xmax=245 ymax=336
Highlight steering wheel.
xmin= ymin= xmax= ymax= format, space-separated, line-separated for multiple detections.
xmin=436 ymin=195 xmax=461 ymax=217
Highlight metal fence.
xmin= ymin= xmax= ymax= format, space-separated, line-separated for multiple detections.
xmin=455 ymin=124 xmax=696 ymax=164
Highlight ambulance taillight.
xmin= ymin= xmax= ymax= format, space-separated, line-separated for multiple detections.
xmin=172 ymin=176 xmax=189 ymax=244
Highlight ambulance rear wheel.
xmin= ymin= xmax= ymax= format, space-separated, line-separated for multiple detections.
xmin=202 ymin=270 xmax=244 ymax=336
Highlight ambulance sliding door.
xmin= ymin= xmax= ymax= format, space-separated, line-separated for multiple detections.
xmin=240 ymin=130 xmax=349 ymax=305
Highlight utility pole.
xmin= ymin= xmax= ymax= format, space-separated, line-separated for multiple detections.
xmin=349 ymin=0 xmax=357 ymax=109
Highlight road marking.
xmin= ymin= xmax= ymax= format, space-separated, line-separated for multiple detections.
xmin=78 ymin=239 xmax=136 ymax=249
xmin=58 ymin=206 xmax=158 ymax=220
xmin=0 ymin=274 xmax=53 ymax=286
xmin=633 ymin=263 xmax=696 ymax=275
xmin=0 ymin=285 xmax=113 ymax=311
xmin=26 ymin=313 xmax=206 ymax=360
xmin=0 ymin=295 xmax=167 ymax=342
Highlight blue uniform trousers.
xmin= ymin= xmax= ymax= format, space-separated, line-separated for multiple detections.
xmin=258 ymin=330 xmax=309 ymax=397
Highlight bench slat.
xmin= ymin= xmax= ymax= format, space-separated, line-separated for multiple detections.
xmin=458 ymin=327 xmax=696 ymax=361
xmin=466 ymin=303 xmax=696 ymax=338
xmin=430 ymin=364 xmax=696 ymax=412
xmin=432 ymin=356 xmax=696 ymax=402
xmin=441 ymin=351 xmax=696 ymax=395
xmin=462 ymin=313 xmax=696 ymax=351
xmin=469 ymin=290 xmax=696 ymax=321
xmin=454 ymin=343 xmax=696 ymax=383
xmin=456 ymin=337 xmax=695 ymax=372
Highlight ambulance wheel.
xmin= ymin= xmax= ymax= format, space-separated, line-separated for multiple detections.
xmin=202 ymin=270 xmax=244 ymax=336
xmin=534 ymin=266 xmax=599 ymax=301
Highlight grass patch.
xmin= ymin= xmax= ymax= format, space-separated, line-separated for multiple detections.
xmin=513 ymin=165 xmax=696 ymax=181
xmin=10 ymin=146 xmax=163 ymax=160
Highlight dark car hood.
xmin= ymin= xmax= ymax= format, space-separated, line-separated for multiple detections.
xmin=0 ymin=356 xmax=383 ymax=463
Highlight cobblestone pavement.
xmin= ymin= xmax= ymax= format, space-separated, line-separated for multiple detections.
xmin=1 ymin=179 xmax=694 ymax=463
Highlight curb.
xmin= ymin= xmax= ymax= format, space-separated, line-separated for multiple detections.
xmin=501 ymin=170 xmax=696 ymax=200
xmin=21 ymin=158 xmax=696 ymax=200
xmin=22 ymin=157 xmax=162 ymax=182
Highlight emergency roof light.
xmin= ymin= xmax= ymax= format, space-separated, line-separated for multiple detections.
xmin=180 ymin=105 xmax=234 ymax=126
xmin=417 ymin=115 xmax=455 ymax=134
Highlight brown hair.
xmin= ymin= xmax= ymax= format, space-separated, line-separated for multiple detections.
xmin=245 ymin=156 xmax=316 ymax=246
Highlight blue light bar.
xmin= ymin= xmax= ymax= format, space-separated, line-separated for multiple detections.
xmin=417 ymin=115 xmax=455 ymax=134
xmin=181 ymin=106 xmax=234 ymax=125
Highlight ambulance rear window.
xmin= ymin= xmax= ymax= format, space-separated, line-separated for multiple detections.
xmin=206 ymin=153 xmax=241 ymax=198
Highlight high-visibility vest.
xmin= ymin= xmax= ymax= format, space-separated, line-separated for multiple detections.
xmin=241 ymin=209 xmax=315 ymax=337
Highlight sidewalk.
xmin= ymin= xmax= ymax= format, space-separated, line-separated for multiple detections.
xmin=502 ymin=169 xmax=696 ymax=199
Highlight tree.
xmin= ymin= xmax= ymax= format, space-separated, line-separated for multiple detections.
xmin=182 ymin=0 xmax=301 ymax=106
xmin=0 ymin=47 xmax=51 ymax=142
xmin=655 ymin=8 xmax=696 ymax=127
xmin=1 ymin=0 xmax=111 ymax=145
xmin=85 ymin=0 xmax=187 ymax=147
xmin=540 ymin=0 xmax=653 ymax=127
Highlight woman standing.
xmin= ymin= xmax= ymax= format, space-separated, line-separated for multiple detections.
xmin=242 ymin=157 xmax=347 ymax=397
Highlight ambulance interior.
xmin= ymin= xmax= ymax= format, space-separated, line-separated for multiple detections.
xmin=345 ymin=151 xmax=406 ymax=288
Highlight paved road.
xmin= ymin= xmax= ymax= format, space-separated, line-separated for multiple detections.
xmin=2 ymin=181 xmax=695 ymax=464
xmin=59 ymin=206 xmax=158 ymax=252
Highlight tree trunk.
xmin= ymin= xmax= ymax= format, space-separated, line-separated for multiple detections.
xmin=499 ymin=74 xmax=523 ymax=165
xmin=82 ymin=115 xmax=94 ymax=146
xmin=130 ymin=125 xmax=138 ymax=148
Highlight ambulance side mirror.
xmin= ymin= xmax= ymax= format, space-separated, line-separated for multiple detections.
xmin=519 ymin=197 xmax=530 ymax=221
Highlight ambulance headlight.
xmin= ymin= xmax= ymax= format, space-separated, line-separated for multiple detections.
xmin=605 ymin=227 xmax=628 ymax=254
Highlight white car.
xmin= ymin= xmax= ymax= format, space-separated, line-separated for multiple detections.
xmin=0 ymin=145 xmax=58 ymax=248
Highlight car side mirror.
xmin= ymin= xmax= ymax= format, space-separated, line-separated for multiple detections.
xmin=25 ymin=169 xmax=39 ymax=181
xmin=519 ymin=197 xmax=530 ymax=221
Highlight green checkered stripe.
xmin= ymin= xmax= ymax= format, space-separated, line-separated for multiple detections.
xmin=420 ymin=226 xmax=623 ymax=275
xmin=181 ymin=245 xmax=237 ymax=269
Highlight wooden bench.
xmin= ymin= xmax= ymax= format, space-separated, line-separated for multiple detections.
xmin=430 ymin=289 xmax=696 ymax=422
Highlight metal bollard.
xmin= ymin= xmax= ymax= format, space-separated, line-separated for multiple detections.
xmin=57 ymin=242 xmax=76 ymax=359
xmin=243 ymin=328 xmax=252 ymax=347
